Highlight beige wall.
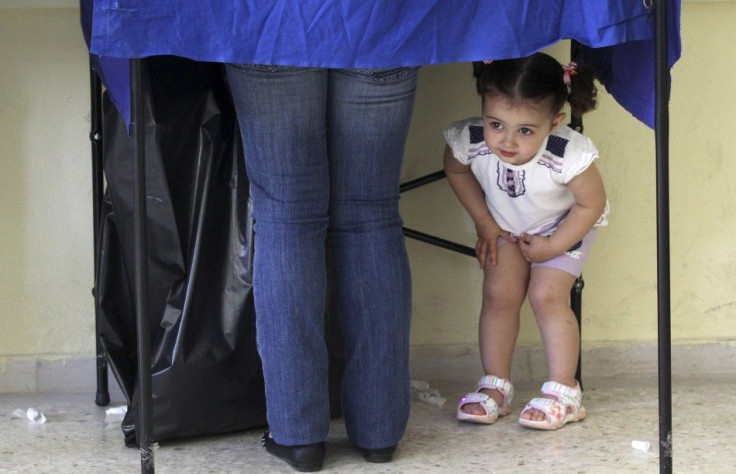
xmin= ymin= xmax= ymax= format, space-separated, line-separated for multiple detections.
xmin=1 ymin=3 xmax=734 ymax=363
xmin=1 ymin=6 xmax=93 ymax=357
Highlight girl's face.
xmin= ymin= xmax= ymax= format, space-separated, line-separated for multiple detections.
xmin=482 ymin=94 xmax=565 ymax=166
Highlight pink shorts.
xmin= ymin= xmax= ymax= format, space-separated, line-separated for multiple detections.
xmin=498 ymin=228 xmax=598 ymax=277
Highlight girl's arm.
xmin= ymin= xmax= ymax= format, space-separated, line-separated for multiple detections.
xmin=443 ymin=145 xmax=515 ymax=268
xmin=519 ymin=161 xmax=607 ymax=262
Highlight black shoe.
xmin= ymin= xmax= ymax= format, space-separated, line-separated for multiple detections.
xmin=261 ymin=432 xmax=325 ymax=472
xmin=357 ymin=445 xmax=396 ymax=463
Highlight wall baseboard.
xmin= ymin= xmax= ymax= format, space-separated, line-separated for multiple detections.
xmin=2 ymin=340 xmax=735 ymax=394
xmin=410 ymin=340 xmax=736 ymax=383
xmin=0 ymin=356 xmax=125 ymax=398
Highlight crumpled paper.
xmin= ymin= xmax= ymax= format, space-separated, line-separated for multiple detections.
xmin=631 ymin=440 xmax=651 ymax=452
xmin=105 ymin=406 xmax=127 ymax=422
xmin=12 ymin=407 xmax=46 ymax=424
xmin=411 ymin=380 xmax=447 ymax=408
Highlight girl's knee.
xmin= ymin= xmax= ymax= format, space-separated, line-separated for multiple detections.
xmin=527 ymin=284 xmax=568 ymax=314
xmin=527 ymin=269 xmax=576 ymax=314
xmin=482 ymin=280 xmax=525 ymax=310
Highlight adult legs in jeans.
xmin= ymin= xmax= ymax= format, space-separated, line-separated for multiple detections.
xmin=226 ymin=64 xmax=417 ymax=451
xmin=327 ymin=68 xmax=416 ymax=450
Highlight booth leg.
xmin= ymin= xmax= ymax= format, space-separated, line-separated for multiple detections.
xmin=130 ymin=57 xmax=155 ymax=473
xmin=655 ymin=2 xmax=673 ymax=472
xmin=570 ymin=276 xmax=584 ymax=391
xmin=89 ymin=60 xmax=110 ymax=407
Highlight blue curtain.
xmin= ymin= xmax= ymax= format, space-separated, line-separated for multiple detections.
xmin=80 ymin=0 xmax=681 ymax=128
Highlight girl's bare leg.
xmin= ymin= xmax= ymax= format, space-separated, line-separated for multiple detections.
xmin=463 ymin=243 xmax=528 ymax=415
xmin=520 ymin=266 xmax=578 ymax=421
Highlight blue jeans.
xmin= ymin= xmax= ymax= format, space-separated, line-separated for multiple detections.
xmin=226 ymin=65 xmax=418 ymax=449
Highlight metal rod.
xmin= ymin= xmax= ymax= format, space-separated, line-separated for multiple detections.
xmin=570 ymin=275 xmax=584 ymax=390
xmin=655 ymin=1 xmax=673 ymax=472
xmin=89 ymin=59 xmax=110 ymax=407
xmin=130 ymin=58 xmax=155 ymax=474
xmin=402 ymin=227 xmax=475 ymax=257
xmin=568 ymin=40 xmax=584 ymax=390
xmin=399 ymin=170 xmax=446 ymax=193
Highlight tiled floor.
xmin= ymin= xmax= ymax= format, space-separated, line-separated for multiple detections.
xmin=1 ymin=375 xmax=732 ymax=473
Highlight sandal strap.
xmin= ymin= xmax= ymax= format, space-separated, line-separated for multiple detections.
xmin=476 ymin=375 xmax=513 ymax=396
xmin=523 ymin=397 xmax=568 ymax=423
xmin=461 ymin=392 xmax=493 ymax=405
xmin=475 ymin=375 xmax=514 ymax=409
xmin=459 ymin=392 xmax=500 ymax=418
xmin=540 ymin=381 xmax=582 ymax=409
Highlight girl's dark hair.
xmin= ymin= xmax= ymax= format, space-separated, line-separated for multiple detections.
xmin=472 ymin=52 xmax=597 ymax=118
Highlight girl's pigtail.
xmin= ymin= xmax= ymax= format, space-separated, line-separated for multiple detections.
xmin=567 ymin=64 xmax=598 ymax=117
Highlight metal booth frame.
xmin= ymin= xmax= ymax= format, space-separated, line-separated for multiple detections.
xmin=87 ymin=3 xmax=674 ymax=472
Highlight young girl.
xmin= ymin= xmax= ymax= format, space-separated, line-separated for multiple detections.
xmin=443 ymin=52 xmax=608 ymax=430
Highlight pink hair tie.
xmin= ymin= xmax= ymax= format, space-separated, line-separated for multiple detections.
xmin=482 ymin=59 xmax=494 ymax=64
xmin=563 ymin=62 xmax=578 ymax=84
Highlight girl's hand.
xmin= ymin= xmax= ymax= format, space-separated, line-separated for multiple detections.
xmin=518 ymin=232 xmax=560 ymax=263
xmin=475 ymin=221 xmax=516 ymax=269
xmin=442 ymin=145 xmax=517 ymax=268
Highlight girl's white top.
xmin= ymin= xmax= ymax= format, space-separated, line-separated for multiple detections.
xmin=444 ymin=117 xmax=609 ymax=237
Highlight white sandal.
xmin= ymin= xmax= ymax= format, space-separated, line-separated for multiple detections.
xmin=518 ymin=380 xmax=586 ymax=430
xmin=456 ymin=375 xmax=514 ymax=424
